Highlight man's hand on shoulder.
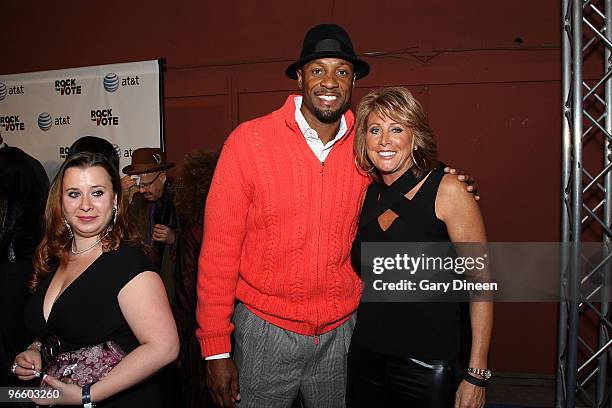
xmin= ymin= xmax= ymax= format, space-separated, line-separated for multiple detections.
xmin=444 ymin=166 xmax=480 ymax=201
xmin=207 ymin=358 xmax=240 ymax=408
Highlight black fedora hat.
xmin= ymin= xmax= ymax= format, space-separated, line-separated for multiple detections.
xmin=286 ymin=24 xmax=370 ymax=80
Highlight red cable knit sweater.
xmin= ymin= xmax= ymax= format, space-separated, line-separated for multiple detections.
xmin=196 ymin=95 xmax=369 ymax=357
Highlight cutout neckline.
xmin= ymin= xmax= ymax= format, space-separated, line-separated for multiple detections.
xmin=358 ymin=169 xmax=433 ymax=233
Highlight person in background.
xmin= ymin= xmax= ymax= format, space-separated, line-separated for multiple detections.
xmin=172 ymin=150 xmax=220 ymax=408
xmin=0 ymin=131 xmax=49 ymax=387
xmin=67 ymin=136 xmax=148 ymax=202
xmin=68 ymin=135 xmax=120 ymax=170
xmin=347 ymin=87 xmax=492 ymax=408
xmin=122 ymin=148 xmax=179 ymax=300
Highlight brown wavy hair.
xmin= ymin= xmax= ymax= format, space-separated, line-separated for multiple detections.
xmin=354 ymin=86 xmax=439 ymax=182
xmin=29 ymin=152 xmax=142 ymax=291
xmin=173 ymin=150 xmax=220 ymax=225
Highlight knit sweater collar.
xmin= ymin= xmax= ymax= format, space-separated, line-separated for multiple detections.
xmin=282 ymin=94 xmax=355 ymax=145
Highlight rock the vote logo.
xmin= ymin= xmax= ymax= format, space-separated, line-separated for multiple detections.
xmin=91 ymin=109 xmax=119 ymax=126
xmin=0 ymin=115 xmax=25 ymax=132
xmin=55 ymin=78 xmax=82 ymax=95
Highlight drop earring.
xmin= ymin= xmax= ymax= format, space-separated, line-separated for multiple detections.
xmin=411 ymin=140 xmax=422 ymax=170
xmin=63 ymin=217 xmax=73 ymax=239
xmin=109 ymin=206 xmax=118 ymax=231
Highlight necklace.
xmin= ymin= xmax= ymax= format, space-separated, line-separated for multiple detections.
xmin=71 ymin=236 xmax=102 ymax=255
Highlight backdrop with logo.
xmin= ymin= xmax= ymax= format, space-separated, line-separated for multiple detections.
xmin=0 ymin=59 xmax=164 ymax=180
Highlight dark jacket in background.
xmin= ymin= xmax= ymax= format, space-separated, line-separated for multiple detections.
xmin=173 ymin=224 xmax=215 ymax=408
xmin=128 ymin=181 xmax=179 ymax=299
xmin=0 ymin=144 xmax=49 ymax=261
xmin=0 ymin=143 xmax=49 ymax=387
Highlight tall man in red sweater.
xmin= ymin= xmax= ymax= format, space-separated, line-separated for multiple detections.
xmin=196 ymin=24 xmax=475 ymax=408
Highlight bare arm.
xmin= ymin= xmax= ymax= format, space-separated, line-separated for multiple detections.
xmin=436 ymin=174 xmax=492 ymax=408
xmin=90 ymin=271 xmax=179 ymax=402
xmin=33 ymin=271 xmax=179 ymax=406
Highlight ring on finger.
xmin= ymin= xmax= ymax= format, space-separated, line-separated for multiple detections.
xmin=10 ymin=363 xmax=17 ymax=374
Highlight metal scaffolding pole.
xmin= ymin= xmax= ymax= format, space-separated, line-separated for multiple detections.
xmin=559 ymin=0 xmax=612 ymax=406
xmin=566 ymin=2 xmax=584 ymax=406
xmin=558 ymin=0 xmax=572 ymax=405
xmin=601 ymin=1 xmax=612 ymax=405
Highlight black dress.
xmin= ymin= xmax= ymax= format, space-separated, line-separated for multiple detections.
xmin=23 ymin=243 xmax=164 ymax=407
xmin=347 ymin=168 xmax=462 ymax=408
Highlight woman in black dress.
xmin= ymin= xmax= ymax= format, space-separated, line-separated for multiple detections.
xmin=347 ymin=87 xmax=493 ymax=408
xmin=12 ymin=152 xmax=179 ymax=406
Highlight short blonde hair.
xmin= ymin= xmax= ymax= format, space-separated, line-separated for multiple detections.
xmin=354 ymin=87 xmax=438 ymax=182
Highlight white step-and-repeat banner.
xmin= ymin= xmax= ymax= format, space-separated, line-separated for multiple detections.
xmin=0 ymin=59 xmax=164 ymax=180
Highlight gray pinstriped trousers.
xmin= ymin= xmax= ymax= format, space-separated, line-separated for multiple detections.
xmin=232 ymin=303 xmax=356 ymax=408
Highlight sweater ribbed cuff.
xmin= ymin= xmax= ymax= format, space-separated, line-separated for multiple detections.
xmin=200 ymin=335 xmax=232 ymax=358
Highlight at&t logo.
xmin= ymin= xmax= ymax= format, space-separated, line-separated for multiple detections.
xmin=38 ymin=113 xmax=52 ymax=131
xmin=104 ymin=73 xmax=119 ymax=92
xmin=0 ymin=83 xmax=24 ymax=101
xmin=37 ymin=113 xmax=71 ymax=131
xmin=103 ymin=73 xmax=141 ymax=93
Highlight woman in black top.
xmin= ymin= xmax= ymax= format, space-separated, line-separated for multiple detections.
xmin=12 ymin=152 xmax=179 ymax=406
xmin=347 ymin=87 xmax=492 ymax=408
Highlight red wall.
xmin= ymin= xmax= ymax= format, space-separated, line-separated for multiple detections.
xmin=2 ymin=1 xmax=562 ymax=374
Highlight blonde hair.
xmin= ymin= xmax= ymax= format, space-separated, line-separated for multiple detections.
xmin=354 ymin=86 xmax=438 ymax=182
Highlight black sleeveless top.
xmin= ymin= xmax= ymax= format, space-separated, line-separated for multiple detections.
xmin=350 ymin=167 xmax=462 ymax=360
xmin=24 ymin=243 xmax=164 ymax=407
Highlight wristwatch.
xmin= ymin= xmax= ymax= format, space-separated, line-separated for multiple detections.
xmin=82 ymin=384 xmax=96 ymax=408
xmin=467 ymin=367 xmax=492 ymax=380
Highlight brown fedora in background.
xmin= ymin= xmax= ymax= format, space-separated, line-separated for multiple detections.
xmin=122 ymin=148 xmax=175 ymax=175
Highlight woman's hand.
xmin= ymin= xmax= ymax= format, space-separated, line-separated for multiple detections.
xmin=31 ymin=374 xmax=82 ymax=406
xmin=13 ymin=349 xmax=42 ymax=381
xmin=454 ymin=379 xmax=486 ymax=408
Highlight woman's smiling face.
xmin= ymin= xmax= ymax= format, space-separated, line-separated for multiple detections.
xmin=365 ymin=112 xmax=414 ymax=184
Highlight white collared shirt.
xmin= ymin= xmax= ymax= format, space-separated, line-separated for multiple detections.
xmin=294 ymin=96 xmax=347 ymax=162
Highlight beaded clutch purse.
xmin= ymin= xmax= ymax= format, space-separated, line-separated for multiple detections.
xmin=42 ymin=340 xmax=125 ymax=387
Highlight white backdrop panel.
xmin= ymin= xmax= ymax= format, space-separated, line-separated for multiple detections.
xmin=0 ymin=59 xmax=163 ymax=180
